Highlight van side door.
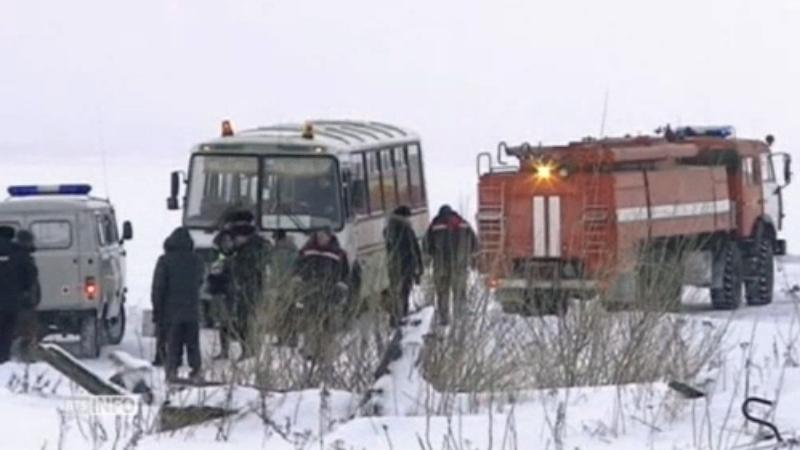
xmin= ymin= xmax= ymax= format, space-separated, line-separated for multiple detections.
xmin=95 ymin=211 xmax=124 ymax=318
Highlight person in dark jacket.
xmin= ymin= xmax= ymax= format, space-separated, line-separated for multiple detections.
xmin=293 ymin=228 xmax=349 ymax=364
xmin=207 ymin=230 xmax=237 ymax=360
xmin=423 ymin=205 xmax=479 ymax=326
xmin=226 ymin=210 xmax=271 ymax=360
xmin=151 ymin=227 xmax=205 ymax=381
xmin=384 ymin=205 xmax=423 ymax=327
xmin=0 ymin=226 xmax=38 ymax=363
xmin=14 ymin=230 xmax=41 ymax=361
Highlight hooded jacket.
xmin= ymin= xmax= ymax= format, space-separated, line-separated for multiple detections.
xmin=151 ymin=228 xmax=205 ymax=324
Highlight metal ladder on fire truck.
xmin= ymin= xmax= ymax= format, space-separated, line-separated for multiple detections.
xmin=476 ymin=183 xmax=506 ymax=274
xmin=582 ymin=170 xmax=611 ymax=261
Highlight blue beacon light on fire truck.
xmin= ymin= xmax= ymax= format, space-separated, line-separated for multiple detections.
xmin=8 ymin=184 xmax=93 ymax=197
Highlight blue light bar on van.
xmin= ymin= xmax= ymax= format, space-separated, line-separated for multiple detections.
xmin=7 ymin=184 xmax=93 ymax=197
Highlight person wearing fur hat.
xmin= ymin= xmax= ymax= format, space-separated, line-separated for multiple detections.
xmin=383 ymin=205 xmax=423 ymax=327
xmin=225 ymin=209 xmax=272 ymax=360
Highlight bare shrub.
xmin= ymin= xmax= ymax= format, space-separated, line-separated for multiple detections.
xmin=206 ymin=280 xmax=392 ymax=393
xmin=422 ymin=235 xmax=728 ymax=398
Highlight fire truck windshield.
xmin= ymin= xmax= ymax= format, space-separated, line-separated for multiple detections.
xmin=184 ymin=154 xmax=343 ymax=231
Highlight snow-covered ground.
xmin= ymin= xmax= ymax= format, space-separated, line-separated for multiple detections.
xmin=2 ymin=158 xmax=800 ymax=450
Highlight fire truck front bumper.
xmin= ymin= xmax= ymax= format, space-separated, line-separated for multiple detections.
xmin=495 ymin=278 xmax=599 ymax=291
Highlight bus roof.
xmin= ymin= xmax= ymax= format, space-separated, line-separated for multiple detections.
xmin=198 ymin=120 xmax=420 ymax=154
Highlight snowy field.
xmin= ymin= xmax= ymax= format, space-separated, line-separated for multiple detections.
xmin=2 ymin=158 xmax=800 ymax=450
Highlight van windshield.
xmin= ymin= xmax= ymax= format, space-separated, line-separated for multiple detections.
xmin=184 ymin=154 xmax=342 ymax=230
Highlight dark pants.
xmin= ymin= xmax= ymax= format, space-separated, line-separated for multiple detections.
xmin=388 ymin=274 xmax=413 ymax=327
xmin=214 ymin=295 xmax=238 ymax=355
xmin=236 ymin=302 xmax=252 ymax=356
xmin=0 ymin=311 xmax=19 ymax=363
xmin=15 ymin=308 xmax=38 ymax=359
xmin=434 ymin=268 xmax=468 ymax=325
xmin=153 ymin=322 xmax=168 ymax=365
xmin=167 ymin=321 xmax=201 ymax=375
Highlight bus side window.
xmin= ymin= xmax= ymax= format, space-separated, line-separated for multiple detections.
xmin=380 ymin=149 xmax=397 ymax=211
xmin=395 ymin=146 xmax=411 ymax=207
xmin=407 ymin=144 xmax=426 ymax=207
xmin=350 ymin=154 xmax=369 ymax=215
xmin=366 ymin=151 xmax=383 ymax=214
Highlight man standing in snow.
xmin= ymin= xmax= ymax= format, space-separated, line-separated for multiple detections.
xmin=383 ymin=205 xmax=423 ymax=327
xmin=293 ymin=227 xmax=349 ymax=364
xmin=207 ymin=229 xmax=237 ymax=360
xmin=423 ymin=205 xmax=478 ymax=326
xmin=226 ymin=209 xmax=271 ymax=360
xmin=151 ymin=227 xmax=205 ymax=381
xmin=0 ymin=226 xmax=38 ymax=363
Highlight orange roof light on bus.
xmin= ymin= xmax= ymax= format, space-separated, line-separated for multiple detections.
xmin=302 ymin=122 xmax=314 ymax=139
xmin=221 ymin=120 xmax=234 ymax=137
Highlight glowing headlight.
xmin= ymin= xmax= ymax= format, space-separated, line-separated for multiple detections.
xmin=533 ymin=162 xmax=556 ymax=181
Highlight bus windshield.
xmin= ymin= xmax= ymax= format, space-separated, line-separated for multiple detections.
xmin=184 ymin=154 xmax=342 ymax=231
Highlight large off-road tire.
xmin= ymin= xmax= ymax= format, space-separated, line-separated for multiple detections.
xmin=711 ymin=240 xmax=744 ymax=310
xmin=745 ymin=234 xmax=774 ymax=306
xmin=79 ymin=314 xmax=101 ymax=358
xmin=104 ymin=305 xmax=126 ymax=346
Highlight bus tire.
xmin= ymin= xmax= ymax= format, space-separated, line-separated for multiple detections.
xmin=745 ymin=233 xmax=774 ymax=306
xmin=711 ymin=240 xmax=744 ymax=310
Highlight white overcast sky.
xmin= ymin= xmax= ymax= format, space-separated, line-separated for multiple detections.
xmin=1 ymin=0 xmax=799 ymax=227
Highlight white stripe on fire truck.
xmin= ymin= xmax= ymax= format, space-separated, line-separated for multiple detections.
xmin=548 ymin=196 xmax=561 ymax=257
xmin=616 ymin=199 xmax=731 ymax=223
xmin=533 ymin=196 xmax=546 ymax=257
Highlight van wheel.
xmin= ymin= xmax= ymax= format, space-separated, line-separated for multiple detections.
xmin=745 ymin=234 xmax=774 ymax=306
xmin=104 ymin=306 xmax=126 ymax=346
xmin=711 ymin=240 xmax=744 ymax=310
xmin=79 ymin=315 xmax=101 ymax=358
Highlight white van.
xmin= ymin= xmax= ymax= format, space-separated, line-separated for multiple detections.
xmin=0 ymin=184 xmax=133 ymax=357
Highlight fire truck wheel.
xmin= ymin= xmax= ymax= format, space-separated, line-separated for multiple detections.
xmin=710 ymin=240 xmax=744 ymax=310
xmin=745 ymin=236 xmax=774 ymax=306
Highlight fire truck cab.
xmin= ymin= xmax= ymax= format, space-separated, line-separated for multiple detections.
xmin=476 ymin=126 xmax=792 ymax=314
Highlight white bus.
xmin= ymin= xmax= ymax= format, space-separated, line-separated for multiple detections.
xmin=167 ymin=120 xmax=429 ymax=303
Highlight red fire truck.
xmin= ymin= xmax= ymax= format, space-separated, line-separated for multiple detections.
xmin=476 ymin=126 xmax=792 ymax=314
